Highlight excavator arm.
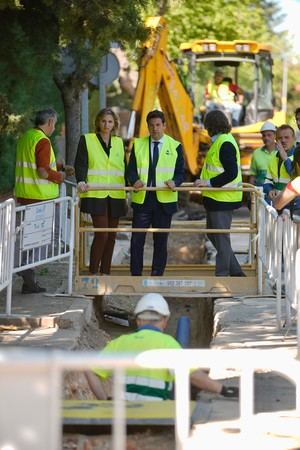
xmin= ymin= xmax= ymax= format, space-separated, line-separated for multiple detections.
xmin=128 ymin=16 xmax=208 ymax=175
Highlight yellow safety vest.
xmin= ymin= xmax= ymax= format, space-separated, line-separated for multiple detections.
xmin=132 ymin=135 xmax=179 ymax=204
xmin=207 ymin=81 xmax=235 ymax=103
xmin=80 ymin=134 xmax=126 ymax=199
xmin=93 ymin=328 xmax=181 ymax=401
xmin=15 ymin=128 xmax=59 ymax=200
xmin=200 ymin=133 xmax=243 ymax=203
xmin=265 ymin=152 xmax=293 ymax=191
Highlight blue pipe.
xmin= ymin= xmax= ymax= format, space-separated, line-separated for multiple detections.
xmin=176 ymin=315 xmax=191 ymax=348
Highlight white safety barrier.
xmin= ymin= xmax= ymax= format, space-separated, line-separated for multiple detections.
xmin=13 ymin=196 xmax=74 ymax=281
xmin=282 ymin=211 xmax=300 ymax=327
xmin=296 ymin=248 xmax=300 ymax=359
xmin=0 ymin=348 xmax=300 ymax=450
xmin=257 ymin=199 xmax=300 ymax=341
xmin=257 ymin=197 xmax=283 ymax=328
xmin=0 ymin=198 xmax=15 ymax=311
xmin=0 ymin=192 xmax=75 ymax=315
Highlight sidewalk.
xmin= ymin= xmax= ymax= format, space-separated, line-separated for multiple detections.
xmin=0 ymin=261 xmax=93 ymax=349
xmin=190 ymin=295 xmax=299 ymax=450
xmin=0 ymin=234 xmax=130 ymax=349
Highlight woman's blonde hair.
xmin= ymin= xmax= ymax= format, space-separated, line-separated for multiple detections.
xmin=94 ymin=108 xmax=120 ymax=135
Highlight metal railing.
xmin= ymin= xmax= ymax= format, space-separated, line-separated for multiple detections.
xmin=282 ymin=211 xmax=300 ymax=327
xmin=0 ymin=187 xmax=75 ymax=315
xmin=0 ymin=198 xmax=15 ymax=312
xmin=76 ymin=183 xmax=260 ymax=292
xmin=296 ymin=248 xmax=300 ymax=359
xmin=13 ymin=196 xmax=75 ymax=279
xmin=1 ymin=347 xmax=300 ymax=450
xmin=257 ymin=196 xmax=283 ymax=328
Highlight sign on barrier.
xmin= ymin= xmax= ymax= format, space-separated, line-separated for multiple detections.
xmin=22 ymin=202 xmax=54 ymax=250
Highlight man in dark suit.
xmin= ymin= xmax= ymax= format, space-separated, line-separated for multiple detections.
xmin=127 ymin=110 xmax=185 ymax=276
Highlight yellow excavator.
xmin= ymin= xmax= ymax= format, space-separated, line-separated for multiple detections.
xmin=127 ymin=16 xmax=286 ymax=177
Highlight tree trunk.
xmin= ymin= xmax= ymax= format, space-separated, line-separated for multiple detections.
xmin=60 ymin=85 xmax=82 ymax=165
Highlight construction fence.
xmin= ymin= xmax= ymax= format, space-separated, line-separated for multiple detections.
xmin=0 ymin=187 xmax=75 ymax=315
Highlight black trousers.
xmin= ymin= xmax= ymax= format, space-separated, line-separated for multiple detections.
xmin=206 ymin=209 xmax=244 ymax=276
xmin=130 ymin=193 xmax=172 ymax=276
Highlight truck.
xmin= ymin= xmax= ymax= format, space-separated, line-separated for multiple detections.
xmin=127 ymin=16 xmax=287 ymax=177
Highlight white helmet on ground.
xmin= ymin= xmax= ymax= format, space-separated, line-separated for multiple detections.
xmin=260 ymin=121 xmax=277 ymax=133
xmin=134 ymin=293 xmax=170 ymax=320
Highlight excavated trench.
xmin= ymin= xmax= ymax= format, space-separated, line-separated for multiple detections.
xmin=63 ymin=214 xmax=215 ymax=449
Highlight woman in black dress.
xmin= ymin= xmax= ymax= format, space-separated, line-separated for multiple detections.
xmin=75 ymin=108 xmax=126 ymax=274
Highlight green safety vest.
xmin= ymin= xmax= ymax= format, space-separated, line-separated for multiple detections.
xmin=15 ymin=129 xmax=59 ymax=200
xmin=80 ymin=134 xmax=126 ymax=199
xmin=266 ymin=152 xmax=293 ymax=191
xmin=200 ymin=133 xmax=243 ymax=203
xmin=207 ymin=81 xmax=235 ymax=103
xmin=93 ymin=329 xmax=181 ymax=401
xmin=132 ymin=135 xmax=179 ymax=204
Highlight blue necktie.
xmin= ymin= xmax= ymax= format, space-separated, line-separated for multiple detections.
xmin=152 ymin=141 xmax=159 ymax=186
xmin=152 ymin=141 xmax=159 ymax=168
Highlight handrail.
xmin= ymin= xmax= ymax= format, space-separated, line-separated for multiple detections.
xmin=79 ymin=227 xmax=257 ymax=233
xmin=84 ymin=184 xmax=259 ymax=192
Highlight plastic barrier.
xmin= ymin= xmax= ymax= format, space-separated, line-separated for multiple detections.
xmin=282 ymin=211 xmax=300 ymax=327
xmin=296 ymin=248 xmax=300 ymax=359
xmin=0 ymin=347 xmax=300 ymax=450
xmin=257 ymin=197 xmax=283 ymax=328
xmin=1 ymin=193 xmax=75 ymax=314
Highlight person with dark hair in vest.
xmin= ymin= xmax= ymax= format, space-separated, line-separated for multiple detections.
xmin=126 ymin=110 xmax=185 ymax=276
xmin=194 ymin=110 xmax=245 ymax=277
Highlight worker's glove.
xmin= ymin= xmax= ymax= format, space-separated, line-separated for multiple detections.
xmin=220 ymin=385 xmax=239 ymax=398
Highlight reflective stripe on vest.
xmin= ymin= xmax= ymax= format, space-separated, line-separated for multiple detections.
xmin=132 ymin=135 xmax=179 ymax=204
xmin=14 ymin=128 xmax=59 ymax=200
xmin=80 ymin=134 xmax=126 ymax=200
xmin=200 ymin=133 xmax=243 ymax=203
xmin=267 ymin=153 xmax=293 ymax=191
xmin=125 ymin=374 xmax=172 ymax=401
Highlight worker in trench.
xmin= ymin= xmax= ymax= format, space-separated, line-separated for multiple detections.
xmin=85 ymin=293 xmax=239 ymax=401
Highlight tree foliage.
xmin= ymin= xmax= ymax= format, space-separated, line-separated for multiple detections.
xmin=0 ymin=0 xmax=150 ymax=193
xmin=146 ymin=0 xmax=285 ymax=56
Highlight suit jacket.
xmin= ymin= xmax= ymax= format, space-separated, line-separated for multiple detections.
xmin=126 ymin=135 xmax=185 ymax=214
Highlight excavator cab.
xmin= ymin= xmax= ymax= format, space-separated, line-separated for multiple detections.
xmin=180 ymin=39 xmax=275 ymax=127
xmin=179 ymin=39 xmax=286 ymax=175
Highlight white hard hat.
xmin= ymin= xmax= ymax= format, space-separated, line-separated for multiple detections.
xmin=260 ymin=121 xmax=276 ymax=133
xmin=134 ymin=293 xmax=170 ymax=319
